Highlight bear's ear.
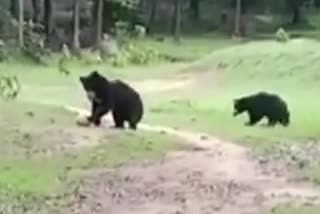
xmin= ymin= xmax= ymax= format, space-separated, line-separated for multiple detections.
xmin=92 ymin=70 xmax=99 ymax=76
xmin=79 ymin=76 xmax=85 ymax=82
xmin=233 ymin=98 xmax=239 ymax=104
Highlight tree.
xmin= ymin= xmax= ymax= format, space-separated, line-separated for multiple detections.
xmin=94 ymin=0 xmax=104 ymax=48
xmin=43 ymin=0 xmax=54 ymax=38
xmin=31 ymin=0 xmax=41 ymax=23
xmin=286 ymin=0 xmax=305 ymax=24
xmin=18 ymin=0 xmax=24 ymax=47
xmin=234 ymin=0 xmax=241 ymax=36
xmin=148 ymin=0 xmax=158 ymax=34
xmin=10 ymin=0 xmax=19 ymax=19
xmin=190 ymin=0 xmax=199 ymax=20
xmin=173 ymin=0 xmax=182 ymax=42
xmin=72 ymin=0 xmax=80 ymax=54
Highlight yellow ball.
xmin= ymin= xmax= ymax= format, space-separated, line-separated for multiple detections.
xmin=76 ymin=114 xmax=90 ymax=127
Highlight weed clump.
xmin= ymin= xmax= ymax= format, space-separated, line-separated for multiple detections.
xmin=275 ymin=27 xmax=290 ymax=42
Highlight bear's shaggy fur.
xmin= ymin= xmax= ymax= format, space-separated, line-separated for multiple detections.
xmin=233 ymin=92 xmax=290 ymax=127
xmin=79 ymin=70 xmax=143 ymax=130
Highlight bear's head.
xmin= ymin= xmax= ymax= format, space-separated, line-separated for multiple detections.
xmin=233 ymin=98 xmax=247 ymax=116
xmin=280 ymin=110 xmax=290 ymax=126
xmin=79 ymin=70 xmax=107 ymax=102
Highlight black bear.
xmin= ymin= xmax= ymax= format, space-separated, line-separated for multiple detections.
xmin=233 ymin=91 xmax=290 ymax=127
xmin=79 ymin=70 xmax=143 ymax=130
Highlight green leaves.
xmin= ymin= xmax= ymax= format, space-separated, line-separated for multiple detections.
xmin=0 ymin=75 xmax=21 ymax=100
xmin=106 ymin=0 xmax=140 ymax=9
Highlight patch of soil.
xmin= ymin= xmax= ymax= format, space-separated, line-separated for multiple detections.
xmin=0 ymin=123 xmax=111 ymax=157
xmin=68 ymin=144 xmax=320 ymax=214
xmin=64 ymin=106 xmax=320 ymax=214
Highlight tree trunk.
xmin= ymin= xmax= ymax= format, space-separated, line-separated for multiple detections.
xmin=148 ymin=0 xmax=158 ymax=34
xmin=190 ymin=0 xmax=199 ymax=20
xmin=234 ymin=0 xmax=241 ymax=36
xmin=93 ymin=0 xmax=112 ymax=33
xmin=291 ymin=6 xmax=301 ymax=24
xmin=173 ymin=0 xmax=181 ymax=42
xmin=31 ymin=0 xmax=41 ymax=23
xmin=288 ymin=0 xmax=304 ymax=25
xmin=10 ymin=0 xmax=19 ymax=19
xmin=72 ymin=0 xmax=80 ymax=54
xmin=44 ymin=0 xmax=54 ymax=37
xmin=94 ymin=0 xmax=104 ymax=48
xmin=18 ymin=0 xmax=24 ymax=47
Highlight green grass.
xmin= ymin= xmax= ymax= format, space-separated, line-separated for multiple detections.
xmin=5 ymin=35 xmax=320 ymax=155
xmin=134 ymin=32 xmax=239 ymax=60
xmin=0 ymin=100 xmax=185 ymax=199
xmin=4 ymin=32 xmax=320 ymax=209
xmin=0 ymin=34 xmax=237 ymax=204
xmin=0 ymin=131 xmax=183 ymax=197
xmin=147 ymin=38 xmax=320 ymax=140
xmin=142 ymin=38 xmax=320 ymax=183
xmin=271 ymin=204 xmax=320 ymax=214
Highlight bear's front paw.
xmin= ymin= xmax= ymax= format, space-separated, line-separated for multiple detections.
xmin=245 ymin=122 xmax=254 ymax=126
xmin=93 ymin=119 xmax=101 ymax=127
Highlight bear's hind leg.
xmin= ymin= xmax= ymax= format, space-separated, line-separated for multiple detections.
xmin=112 ymin=110 xmax=125 ymax=129
xmin=128 ymin=120 xmax=137 ymax=130
xmin=267 ymin=117 xmax=277 ymax=127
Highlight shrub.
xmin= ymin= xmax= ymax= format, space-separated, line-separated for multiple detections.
xmin=133 ymin=25 xmax=146 ymax=39
xmin=21 ymin=21 xmax=50 ymax=65
xmin=110 ymin=42 xmax=160 ymax=67
xmin=275 ymin=27 xmax=290 ymax=42
xmin=0 ymin=75 xmax=21 ymax=100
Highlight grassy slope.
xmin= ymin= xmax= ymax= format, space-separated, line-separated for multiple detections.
xmin=148 ymin=38 xmax=320 ymax=143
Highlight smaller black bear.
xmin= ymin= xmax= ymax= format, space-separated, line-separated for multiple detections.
xmin=233 ymin=91 xmax=290 ymax=127
xmin=79 ymin=70 xmax=143 ymax=130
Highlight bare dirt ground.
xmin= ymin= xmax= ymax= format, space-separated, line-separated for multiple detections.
xmin=64 ymin=104 xmax=320 ymax=214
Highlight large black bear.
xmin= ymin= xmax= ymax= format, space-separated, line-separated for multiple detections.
xmin=79 ymin=70 xmax=143 ymax=130
xmin=233 ymin=91 xmax=290 ymax=127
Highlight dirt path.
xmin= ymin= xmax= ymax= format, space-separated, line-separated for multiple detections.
xmin=64 ymin=106 xmax=320 ymax=214
xmin=131 ymin=79 xmax=193 ymax=94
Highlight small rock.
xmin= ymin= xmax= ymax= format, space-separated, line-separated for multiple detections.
xmin=298 ymin=161 xmax=307 ymax=169
xmin=160 ymin=130 xmax=166 ymax=135
xmin=124 ymin=176 xmax=131 ymax=182
xmin=79 ymin=194 xmax=87 ymax=200
xmin=190 ymin=117 xmax=197 ymax=122
xmin=258 ymin=157 xmax=269 ymax=165
xmin=25 ymin=111 xmax=35 ymax=117
xmin=200 ymin=135 xmax=208 ymax=141
xmin=175 ymin=210 xmax=183 ymax=214
xmin=192 ymin=146 xmax=207 ymax=151
xmin=303 ymin=201 xmax=314 ymax=207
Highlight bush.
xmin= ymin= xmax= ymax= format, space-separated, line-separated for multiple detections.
xmin=0 ymin=75 xmax=21 ymax=100
xmin=110 ymin=42 xmax=160 ymax=67
xmin=114 ymin=21 xmax=130 ymax=45
xmin=113 ymin=21 xmax=147 ymax=44
xmin=133 ymin=25 xmax=146 ymax=39
xmin=81 ymin=50 xmax=102 ymax=65
xmin=275 ymin=27 xmax=290 ymax=42
xmin=21 ymin=21 xmax=50 ymax=65
xmin=0 ymin=40 xmax=9 ymax=62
